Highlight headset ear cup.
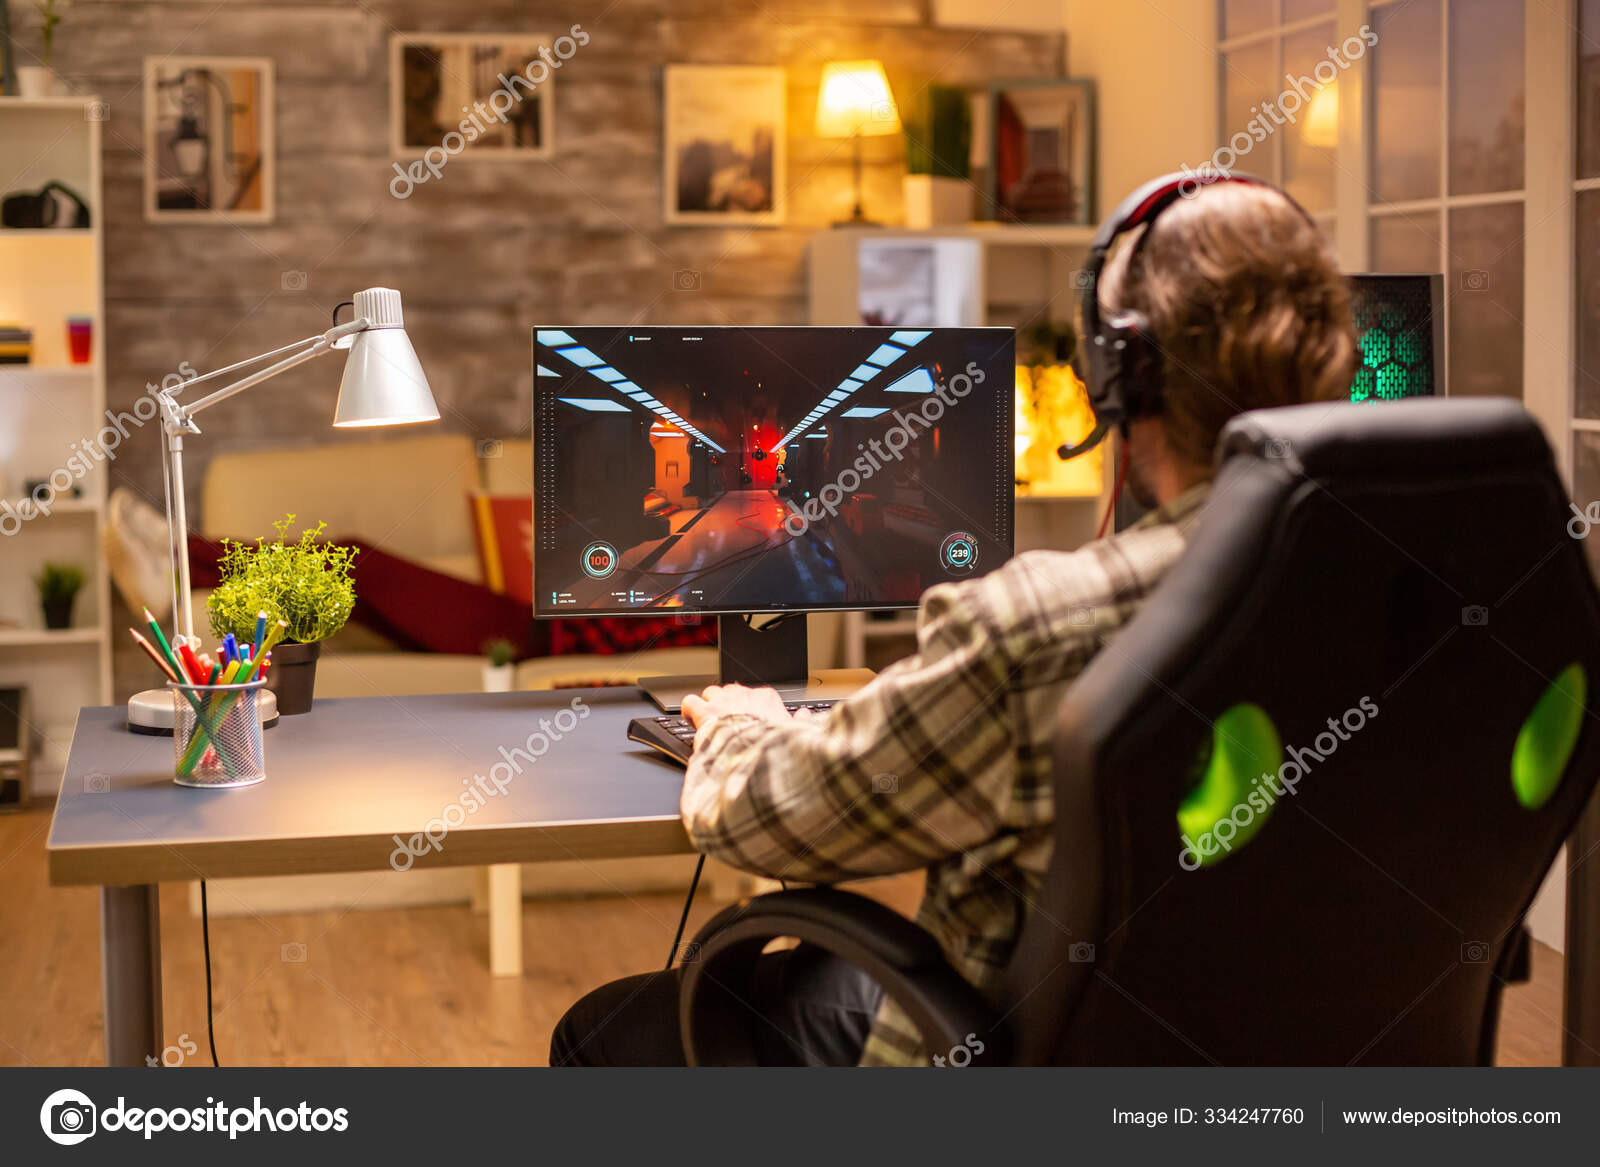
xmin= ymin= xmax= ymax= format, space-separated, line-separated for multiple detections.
xmin=1101 ymin=310 xmax=1164 ymax=422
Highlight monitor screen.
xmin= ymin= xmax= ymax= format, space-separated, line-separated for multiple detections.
xmin=533 ymin=326 xmax=1014 ymax=616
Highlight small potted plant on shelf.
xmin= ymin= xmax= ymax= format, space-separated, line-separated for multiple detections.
xmin=903 ymin=84 xmax=972 ymax=228
xmin=16 ymin=0 xmax=64 ymax=98
xmin=206 ymin=515 xmax=357 ymax=715
xmin=35 ymin=561 xmax=84 ymax=629
xmin=482 ymin=638 xmax=515 ymax=693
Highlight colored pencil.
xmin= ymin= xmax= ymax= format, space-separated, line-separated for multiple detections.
xmin=178 ymin=643 xmax=206 ymax=684
xmin=252 ymin=611 xmax=268 ymax=658
xmin=142 ymin=607 xmax=181 ymax=675
xmin=130 ymin=629 xmax=181 ymax=684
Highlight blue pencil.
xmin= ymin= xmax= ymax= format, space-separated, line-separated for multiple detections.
xmin=252 ymin=611 xmax=268 ymax=658
xmin=223 ymin=632 xmax=238 ymax=664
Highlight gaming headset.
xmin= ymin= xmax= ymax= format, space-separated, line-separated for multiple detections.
xmin=1059 ymin=170 xmax=1315 ymax=459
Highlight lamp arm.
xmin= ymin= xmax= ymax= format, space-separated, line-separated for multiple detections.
xmin=157 ymin=315 xmax=370 ymax=646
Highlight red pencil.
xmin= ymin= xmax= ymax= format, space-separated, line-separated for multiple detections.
xmin=130 ymin=629 xmax=181 ymax=684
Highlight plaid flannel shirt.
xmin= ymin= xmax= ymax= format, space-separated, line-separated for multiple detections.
xmin=680 ymin=484 xmax=1211 ymax=1066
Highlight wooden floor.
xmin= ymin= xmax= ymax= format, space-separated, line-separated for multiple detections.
xmin=0 ymin=803 xmax=1567 ymax=1067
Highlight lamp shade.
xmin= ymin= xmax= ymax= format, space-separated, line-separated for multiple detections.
xmin=332 ymin=287 xmax=440 ymax=428
xmin=815 ymin=60 xmax=901 ymax=138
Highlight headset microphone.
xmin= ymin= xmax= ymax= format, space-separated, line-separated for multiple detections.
xmin=1056 ymin=418 xmax=1112 ymax=460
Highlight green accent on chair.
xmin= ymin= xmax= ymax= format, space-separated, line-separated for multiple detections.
xmin=1510 ymin=663 xmax=1586 ymax=811
xmin=1179 ymin=703 xmax=1284 ymax=868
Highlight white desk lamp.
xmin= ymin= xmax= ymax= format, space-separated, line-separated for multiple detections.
xmin=127 ymin=287 xmax=440 ymax=732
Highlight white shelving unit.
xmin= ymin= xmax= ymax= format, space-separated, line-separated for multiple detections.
xmin=0 ymin=97 xmax=112 ymax=782
xmin=809 ymin=223 xmax=1112 ymax=671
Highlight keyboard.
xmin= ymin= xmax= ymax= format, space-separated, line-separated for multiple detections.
xmin=627 ymin=702 xmax=837 ymax=767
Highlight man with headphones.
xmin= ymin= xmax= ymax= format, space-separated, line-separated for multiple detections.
xmin=551 ymin=173 xmax=1359 ymax=1068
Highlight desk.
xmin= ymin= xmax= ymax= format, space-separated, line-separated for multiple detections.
xmin=46 ymin=688 xmax=693 ymax=1066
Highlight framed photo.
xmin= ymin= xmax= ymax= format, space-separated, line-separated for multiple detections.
xmin=989 ymin=78 xmax=1094 ymax=225
xmin=390 ymin=33 xmax=556 ymax=160
xmin=664 ymin=65 xmax=785 ymax=226
xmin=144 ymin=57 xmax=275 ymax=223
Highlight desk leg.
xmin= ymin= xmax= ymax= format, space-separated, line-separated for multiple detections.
xmin=101 ymin=884 xmax=163 ymax=1067
xmin=488 ymin=864 xmax=522 ymax=977
xmin=1566 ymin=791 xmax=1600 ymax=1065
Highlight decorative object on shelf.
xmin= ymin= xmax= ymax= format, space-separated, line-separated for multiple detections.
xmin=483 ymin=638 xmax=515 ymax=692
xmin=124 ymin=285 xmax=438 ymax=733
xmin=665 ymin=64 xmax=785 ymax=226
xmin=1014 ymin=322 xmax=1102 ymax=497
xmin=902 ymin=84 xmax=972 ymax=229
xmin=389 ymin=32 xmax=558 ymax=167
xmin=25 ymin=476 xmax=82 ymax=503
xmin=815 ymin=59 xmax=899 ymax=226
xmin=989 ymin=78 xmax=1094 ymax=225
xmin=14 ymin=0 xmax=61 ymax=96
xmin=207 ymin=516 xmax=358 ymax=716
xmin=0 ymin=322 xmax=31 ymax=364
xmin=35 ymin=561 xmax=84 ymax=629
xmin=0 ymin=686 xmax=29 ymax=812
xmin=144 ymin=56 xmax=274 ymax=222
xmin=66 ymin=314 xmax=90 ymax=363
xmin=1 ymin=180 xmax=90 ymax=227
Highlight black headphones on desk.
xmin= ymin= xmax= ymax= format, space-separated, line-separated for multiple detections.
xmin=1060 ymin=170 xmax=1315 ymax=459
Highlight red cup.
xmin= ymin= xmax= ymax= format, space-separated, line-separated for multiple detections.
xmin=67 ymin=316 xmax=92 ymax=365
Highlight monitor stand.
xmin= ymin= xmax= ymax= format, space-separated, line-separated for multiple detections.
xmin=639 ymin=613 xmax=876 ymax=713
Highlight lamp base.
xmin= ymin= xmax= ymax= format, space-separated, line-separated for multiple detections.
xmin=127 ymin=687 xmax=279 ymax=735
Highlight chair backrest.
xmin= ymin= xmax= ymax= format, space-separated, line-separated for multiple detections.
xmin=1007 ymin=398 xmax=1600 ymax=1065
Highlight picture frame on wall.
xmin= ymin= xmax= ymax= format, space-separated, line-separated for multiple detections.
xmin=988 ymin=78 xmax=1094 ymax=226
xmin=390 ymin=33 xmax=557 ymax=160
xmin=664 ymin=65 xmax=786 ymax=226
xmin=144 ymin=56 xmax=275 ymax=223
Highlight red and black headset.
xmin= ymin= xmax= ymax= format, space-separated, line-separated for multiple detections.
xmin=1059 ymin=169 xmax=1315 ymax=460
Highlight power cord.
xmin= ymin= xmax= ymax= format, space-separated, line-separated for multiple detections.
xmin=665 ymin=855 xmax=707 ymax=970
xmin=199 ymin=880 xmax=220 ymax=1066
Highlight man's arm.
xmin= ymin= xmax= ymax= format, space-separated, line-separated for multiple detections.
xmin=678 ymin=580 xmax=1020 ymax=884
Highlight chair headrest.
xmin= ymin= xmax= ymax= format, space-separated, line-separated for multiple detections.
xmin=1216 ymin=397 xmax=1551 ymax=481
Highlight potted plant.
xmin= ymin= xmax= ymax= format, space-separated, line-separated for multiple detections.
xmin=903 ymin=84 xmax=972 ymax=228
xmin=482 ymin=638 xmax=515 ymax=693
xmin=206 ymin=515 xmax=357 ymax=715
xmin=35 ymin=561 xmax=84 ymax=629
xmin=17 ymin=0 xmax=63 ymax=98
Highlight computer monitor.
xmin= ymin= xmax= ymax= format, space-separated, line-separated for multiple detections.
xmin=533 ymin=325 xmax=1015 ymax=707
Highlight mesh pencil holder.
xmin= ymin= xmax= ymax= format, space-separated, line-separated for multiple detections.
xmin=169 ymin=678 xmax=268 ymax=789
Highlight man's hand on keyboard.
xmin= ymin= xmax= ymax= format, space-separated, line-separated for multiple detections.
xmin=682 ymin=683 xmax=793 ymax=732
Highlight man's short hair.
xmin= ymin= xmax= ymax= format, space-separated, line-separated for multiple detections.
xmin=1096 ymin=181 xmax=1358 ymax=469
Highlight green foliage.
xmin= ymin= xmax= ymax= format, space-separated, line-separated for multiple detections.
xmin=206 ymin=515 xmax=358 ymax=645
xmin=904 ymin=85 xmax=971 ymax=179
xmin=484 ymin=638 xmax=515 ymax=668
xmin=35 ymin=561 xmax=84 ymax=605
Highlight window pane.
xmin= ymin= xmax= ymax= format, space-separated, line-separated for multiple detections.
xmin=1371 ymin=211 xmax=1442 ymax=273
xmin=1448 ymin=203 xmax=1524 ymax=398
xmin=1581 ymin=0 xmax=1600 ymax=179
xmin=1283 ymin=0 xmax=1335 ymax=20
xmin=1221 ymin=40 xmax=1278 ymax=177
xmin=1575 ymin=191 xmax=1600 ymax=417
xmin=1282 ymin=23 xmax=1339 ymax=212
xmin=1372 ymin=0 xmax=1441 ymax=203
xmin=1449 ymin=0 xmax=1525 ymax=194
xmin=1224 ymin=0 xmax=1277 ymax=39
xmin=1573 ymin=434 xmax=1600 ymax=577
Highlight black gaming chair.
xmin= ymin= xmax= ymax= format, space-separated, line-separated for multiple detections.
xmin=679 ymin=398 xmax=1600 ymax=1066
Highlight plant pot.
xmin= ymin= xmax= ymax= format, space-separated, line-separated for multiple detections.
xmin=482 ymin=663 xmax=515 ymax=693
xmin=16 ymin=67 xmax=60 ymax=99
xmin=903 ymin=174 xmax=971 ymax=228
xmin=266 ymin=640 xmax=321 ymax=715
xmin=41 ymin=595 xmax=76 ymax=630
